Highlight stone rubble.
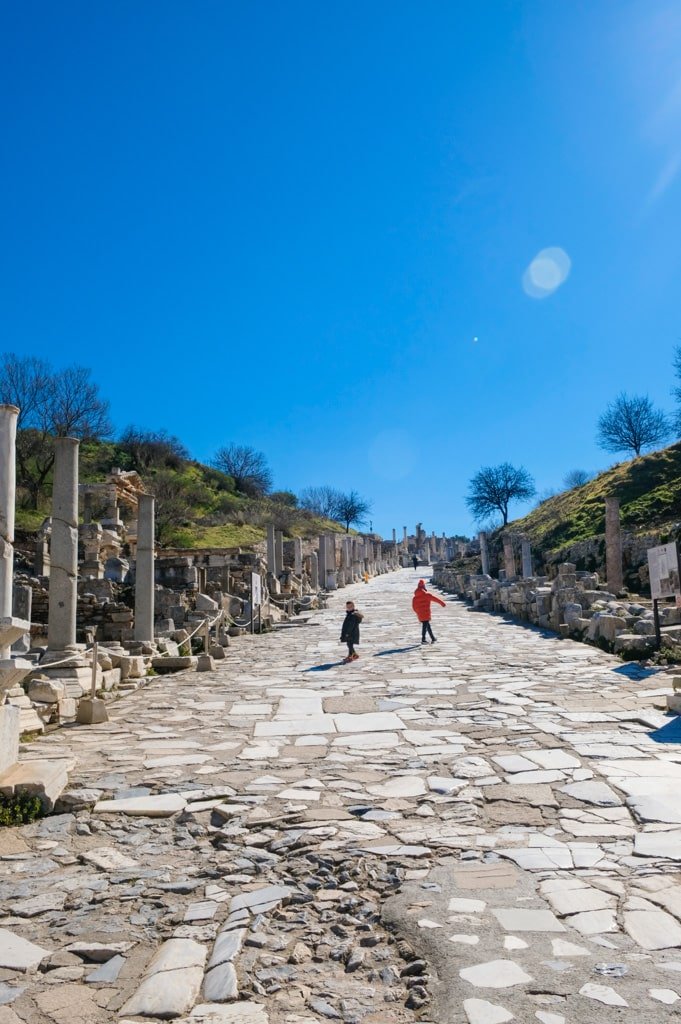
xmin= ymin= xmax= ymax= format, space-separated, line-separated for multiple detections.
xmin=1 ymin=569 xmax=681 ymax=1022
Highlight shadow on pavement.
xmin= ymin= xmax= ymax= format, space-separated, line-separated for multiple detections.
xmin=374 ymin=646 xmax=420 ymax=657
xmin=303 ymin=661 xmax=344 ymax=672
xmin=612 ymin=662 xmax=659 ymax=681
xmin=649 ymin=716 xmax=681 ymax=744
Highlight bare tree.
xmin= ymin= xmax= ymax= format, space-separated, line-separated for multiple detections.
xmin=466 ymin=463 xmax=536 ymax=526
xmin=334 ymin=490 xmax=372 ymax=533
xmin=211 ymin=444 xmax=272 ymax=497
xmin=672 ymin=345 xmax=681 ymax=436
xmin=119 ymin=426 xmax=189 ymax=471
xmin=597 ymin=393 xmax=671 ymax=457
xmin=0 ymin=353 xmax=112 ymax=508
xmin=563 ymin=469 xmax=592 ymax=489
xmin=299 ymin=485 xmax=343 ymax=519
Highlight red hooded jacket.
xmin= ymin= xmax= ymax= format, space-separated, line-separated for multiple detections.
xmin=412 ymin=580 xmax=446 ymax=622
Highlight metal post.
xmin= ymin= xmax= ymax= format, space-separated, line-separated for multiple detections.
xmin=653 ymin=598 xmax=661 ymax=651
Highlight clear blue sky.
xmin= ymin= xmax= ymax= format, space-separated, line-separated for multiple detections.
xmin=3 ymin=1 xmax=681 ymax=537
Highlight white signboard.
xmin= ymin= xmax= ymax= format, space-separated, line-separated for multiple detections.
xmin=251 ymin=572 xmax=263 ymax=607
xmin=647 ymin=542 xmax=681 ymax=601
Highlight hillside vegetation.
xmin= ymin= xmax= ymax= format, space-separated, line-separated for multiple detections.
xmin=14 ymin=439 xmax=350 ymax=549
xmin=510 ymin=442 xmax=681 ymax=552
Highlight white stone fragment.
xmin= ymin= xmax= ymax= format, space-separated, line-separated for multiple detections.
xmin=460 ymin=959 xmax=532 ymax=989
xmin=649 ymin=988 xmax=679 ymax=1004
xmin=579 ymin=982 xmax=628 ymax=1006
xmin=79 ymin=847 xmax=138 ymax=871
xmin=463 ymin=997 xmax=515 ymax=1023
xmin=0 ymin=928 xmax=51 ymax=971
xmin=504 ymin=936 xmax=528 ymax=950
xmin=93 ymin=793 xmax=186 ymax=816
xmin=449 ymin=934 xmax=480 ymax=945
xmin=448 ymin=898 xmax=486 ymax=913
xmin=491 ymin=908 xmax=564 ymax=933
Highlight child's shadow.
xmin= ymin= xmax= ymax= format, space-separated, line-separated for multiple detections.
xmin=374 ymin=646 xmax=420 ymax=657
xmin=303 ymin=661 xmax=344 ymax=672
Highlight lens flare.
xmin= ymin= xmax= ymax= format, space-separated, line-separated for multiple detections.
xmin=522 ymin=247 xmax=571 ymax=299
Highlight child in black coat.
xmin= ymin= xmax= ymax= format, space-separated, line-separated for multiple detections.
xmin=340 ymin=601 xmax=363 ymax=663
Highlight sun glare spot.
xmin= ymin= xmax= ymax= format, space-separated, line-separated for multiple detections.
xmin=522 ymin=246 xmax=571 ymax=299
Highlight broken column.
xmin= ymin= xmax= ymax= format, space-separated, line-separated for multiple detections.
xmin=479 ymin=531 xmax=490 ymax=575
xmin=47 ymin=438 xmax=80 ymax=653
xmin=266 ymin=524 xmax=277 ymax=576
xmin=293 ymin=537 xmax=303 ymax=577
xmin=309 ymin=551 xmax=319 ymax=590
xmin=605 ymin=496 xmax=624 ymax=594
xmin=502 ymin=534 xmax=516 ymax=579
xmin=275 ymin=531 xmax=284 ymax=577
xmin=134 ymin=494 xmax=155 ymax=642
xmin=0 ymin=404 xmax=29 ymax=772
xmin=521 ymin=537 xmax=533 ymax=579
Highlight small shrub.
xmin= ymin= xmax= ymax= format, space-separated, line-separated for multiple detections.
xmin=0 ymin=791 xmax=44 ymax=827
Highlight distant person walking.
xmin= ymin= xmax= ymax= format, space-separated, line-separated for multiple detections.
xmin=340 ymin=601 xmax=363 ymax=663
xmin=412 ymin=579 xmax=445 ymax=644
xmin=412 ymin=555 xmax=419 ymax=571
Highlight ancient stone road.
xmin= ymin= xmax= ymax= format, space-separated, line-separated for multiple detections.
xmin=2 ymin=569 xmax=681 ymax=1023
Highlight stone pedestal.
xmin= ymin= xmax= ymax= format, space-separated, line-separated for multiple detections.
xmin=134 ymin=494 xmax=155 ymax=642
xmin=605 ymin=496 xmax=624 ymax=594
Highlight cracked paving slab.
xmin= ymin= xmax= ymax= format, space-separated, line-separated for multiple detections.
xmin=1 ymin=568 xmax=681 ymax=1023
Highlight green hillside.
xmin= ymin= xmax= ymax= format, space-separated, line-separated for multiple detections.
xmin=510 ymin=442 xmax=681 ymax=552
xmin=14 ymin=439 xmax=351 ymax=549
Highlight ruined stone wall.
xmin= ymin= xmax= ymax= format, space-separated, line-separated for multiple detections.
xmin=432 ymin=561 xmax=681 ymax=660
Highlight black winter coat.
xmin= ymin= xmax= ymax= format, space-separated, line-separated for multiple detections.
xmin=341 ymin=610 xmax=361 ymax=645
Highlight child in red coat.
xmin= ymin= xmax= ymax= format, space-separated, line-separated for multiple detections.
xmin=412 ymin=579 xmax=446 ymax=644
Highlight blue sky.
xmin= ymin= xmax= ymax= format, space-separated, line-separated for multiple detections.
xmin=3 ymin=1 xmax=681 ymax=537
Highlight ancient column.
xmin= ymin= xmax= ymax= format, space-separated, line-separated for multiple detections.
xmin=47 ymin=437 xmax=80 ymax=653
xmin=0 ymin=405 xmax=19 ymax=659
xmin=309 ymin=551 xmax=319 ymax=590
xmin=275 ymin=531 xmax=284 ymax=576
xmin=392 ymin=528 xmax=397 ymax=546
xmin=502 ymin=534 xmax=516 ymax=580
xmin=521 ymin=537 xmax=533 ymax=579
xmin=293 ymin=537 xmax=303 ymax=576
xmin=134 ymin=494 xmax=155 ymax=642
xmin=605 ymin=496 xmax=624 ymax=594
xmin=317 ymin=536 xmax=327 ymax=587
xmin=266 ymin=524 xmax=277 ymax=576
xmin=402 ymin=527 xmax=408 ymax=551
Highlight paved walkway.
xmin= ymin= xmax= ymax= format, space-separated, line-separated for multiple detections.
xmin=1 ymin=569 xmax=681 ymax=1024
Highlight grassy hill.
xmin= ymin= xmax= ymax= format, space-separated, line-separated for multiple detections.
xmin=14 ymin=439 xmax=352 ymax=549
xmin=510 ymin=442 xmax=681 ymax=553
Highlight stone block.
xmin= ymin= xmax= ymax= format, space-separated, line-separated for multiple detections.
xmin=118 ymin=655 xmax=146 ymax=680
xmin=196 ymin=654 xmax=215 ymax=672
xmin=151 ymin=656 xmax=198 ymax=674
xmin=613 ymin=633 xmax=655 ymax=656
xmin=0 ymin=705 xmax=20 ymax=773
xmin=0 ymin=759 xmax=68 ymax=811
xmin=100 ymin=667 xmax=121 ymax=690
xmin=57 ymin=697 xmax=78 ymax=720
xmin=27 ymin=678 xmax=65 ymax=704
xmin=76 ymin=697 xmax=108 ymax=724
xmin=196 ymin=593 xmax=218 ymax=612
xmin=209 ymin=644 xmax=226 ymax=659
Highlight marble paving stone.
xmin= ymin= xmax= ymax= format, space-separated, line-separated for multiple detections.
xmin=649 ymin=989 xmax=679 ymax=1004
xmin=93 ymin=793 xmax=186 ymax=816
xmin=463 ymin=998 xmax=514 ymax=1023
xmin=0 ymin=929 xmax=51 ymax=971
xmin=578 ymin=982 xmax=627 ymax=1006
xmin=559 ymin=781 xmax=621 ymax=806
xmin=459 ymin=959 xmax=533 ymax=989
xmin=623 ymin=909 xmax=681 ymax=949
xmin=491 ymin=908 xmax=565 ymax=933
xmin=254 ymin=716 xmax=336 ymax=737
xmin=333 ymin=711 xmax=405 ymax=733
